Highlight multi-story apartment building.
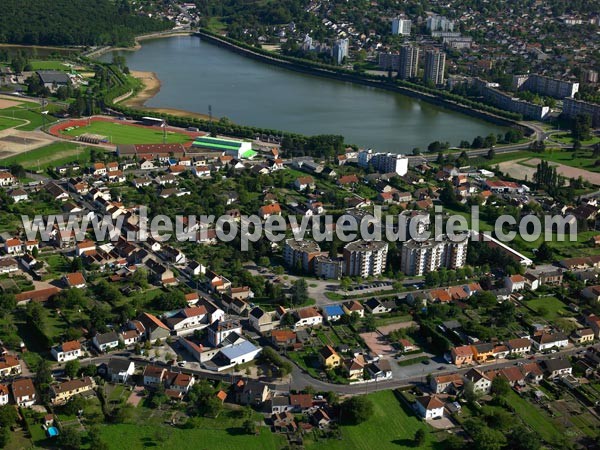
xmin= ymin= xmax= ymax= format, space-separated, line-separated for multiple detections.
xmin=424 ymin=50 xmax=446 ymax=85
xmin=283 ymin=239 xmax=322 ymax=272
xmin=473 ymin=78 xmax=549 ymax=120
xmin=343 ymin=240 xmax=388 ymax=277
xmin=399 ymin=45 xmax=419 ymax=80
xmin=426 ymin=15 xmax=455 ymax=33
xmin=357 ymin=150 xmax=408 ymax=175
xmin=563 ymin=97 xmax=600 ymax=127
xmin=392 ymin=17 xmax=411 ymax=35
xmin=400 ymin=234 xmax=468 ymax=276
xmin=314 ymin=255 xmax=344 ymax=279
xmin=332 ymin=38 xmax=349 ymax=64
xmin=513 ymin=74 xmax=579 ymax=99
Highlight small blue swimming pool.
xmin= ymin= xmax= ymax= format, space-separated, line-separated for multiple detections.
xmin=47 ymin=426 xmax=59 ymax=437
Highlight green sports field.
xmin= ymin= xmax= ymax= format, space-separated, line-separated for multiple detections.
xmin=0 ymin=116 xmax=25 ymax=131
xmin=0 ymin=141 xmax=93 ymax=170
xmin=0 ymin=99 xmax=57 ymax=131
xmin=61 ymin=121 xmax=193 ymax=145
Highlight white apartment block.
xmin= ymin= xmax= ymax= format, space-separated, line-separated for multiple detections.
xmin=343 ymin=240 xmax=388 ymax=277
xmin=400 ymin=234 xmax=468 ymax=276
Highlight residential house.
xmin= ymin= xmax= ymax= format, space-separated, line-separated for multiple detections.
xmin=571 ymin=328 xmax=594 ymax=345
xmin=364 ymin=298 xmax=392 ymax=315
xmin=12 ymin=378 xmax=36 ymax=407
xmin=311 ymin=408 xmax=332 ymax=428
xmin=50 ymin=377 xmax=95 ymax=405
xmin=430 ymin=373 xmax=463 ymax=394
xmin=531 ymin=333 xmax=569 ymax=351
xmin=271 ymin=330 xmax=297 ymax=349
xmin=93 ymin=331 xmax=120 ymax=352
xmin=507 ymin=338 xmax=531 ymax=355
xmin=106 ymin=359 xmax=135 ymax=383
xmin=414 ymin=395 xmax=445 ymax=420
xmin=63 ymin=272 xmax=86 ymax=289
xmin=8 ymin=188 xmax=28 ymax=203
xmin=521 ymin=362 xmax=544 ymax=384
xmin=505 ymin=275 xmax=526 ymax=292
xmin=0 ymin=257 xmax=18 ymax=274
xmin=207 ymin=320 xmax=242 ymax=347
xmin=464 ymin=368 xmax=492 ymax=394
xmin=542 ymin=359 xmax=572 ymax=378
xmin=258 ymin=203 xmax=282 ymax=219
xmin=4 ymin=238 xmax=22 ymax=255
xmin=290 ymin=394 xmax=313 ymax=412
xmin=342 ymin=300 xmax=364 ymax=318
xmin=163 ymin=307 xmax=207 ymax=336
xmin=143 ymin=365 xmax=167 ymax=387
xmin=51 ymin=341 xmax=81 ymax=362
xmin=582 ymin=285 xmax=600 ymax=302
xmin=471 ymin=342 xmax=495 ymax=363
xmin=120 ymin=330 xmax=140 ymax=347
xmin=322 ymin=304 xmax=345 ymax=322
xmin=451 ymin=345 xmax=474 ymax=367
xmin=294 ymin=176 xmax=315 ymax=191
xmin=319 ymin=345 xmax=341 ymax=369
xmin=237 ymin=381 xmax=271 ymax=406
xmin=0 ymin=384 xmax=8 ymax=406
xmin=586 ymin=314 xmax=600 ymax=338
xmin=0 ymin=355 xmax=21 ymax=377
xmin=344 ymin=357 xmax=365 ymax=380
xmin=134 ymin=312 xmax=171 ymax=341
xmin=248 ymin=307 xmax=279 ymax=333
xmin=366 ymin=359 xmax=393 ymax=380
xmin=293 ymin=307 xmax=323 ymax=330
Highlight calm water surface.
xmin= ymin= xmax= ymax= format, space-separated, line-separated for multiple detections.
xmin=101 ymin=36 xmax=506 ymax=151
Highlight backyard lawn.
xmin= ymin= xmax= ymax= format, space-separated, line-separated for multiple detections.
xmin=506 ymin=390 xmax=563 ymax=444
xmin=525 ymin=296 xmax=568 ymax=320
xmin=307 ymin=390 xmax=437 ymax=450
xmin=61 ymin=121 xmax=194 ymax=145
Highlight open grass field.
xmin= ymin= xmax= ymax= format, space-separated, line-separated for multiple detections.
xmin=28 ymin=60 xmax=72 ymax=71
xmin=99 ymin=408 xmax=286 ymax=450
xmin=0 ymin=141 xmax=93 ymax=169
xmin=308 ymin=390 xmax=437 ymax=450
xmin=551 ymin=132 xmax=600 ymax=147
xmin=525 ymin=296 xmax=568 ymax=320
xmin=61 ymin=121 xmax=194 ymax=145
xmin=506 ymin=390 xmax=563 ymax=445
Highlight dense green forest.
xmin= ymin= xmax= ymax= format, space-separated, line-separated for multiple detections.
xmin=0 ymin=0 xmax=171 ymax=47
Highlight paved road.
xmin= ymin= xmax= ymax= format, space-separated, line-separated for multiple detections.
xmin=82 ymin=341 xmax=594 ymax=397
xmin=276 ymin=343 xmax=593 ymax=395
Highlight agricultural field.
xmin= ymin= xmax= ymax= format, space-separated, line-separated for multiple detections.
xmin=306 ymin=390 xmax=437 ymax=450
xmin=0 ymin=141 xmax=94 ymax=170
xmin=61 ymin=121 xmax=194 ymax=145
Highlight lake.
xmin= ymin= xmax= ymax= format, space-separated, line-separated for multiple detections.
xmin=100 ymin=35 xmax=506 ymax=152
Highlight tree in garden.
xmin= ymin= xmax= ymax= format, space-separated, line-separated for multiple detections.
xmin=340 ymin=396 xmax=374 ymax=425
